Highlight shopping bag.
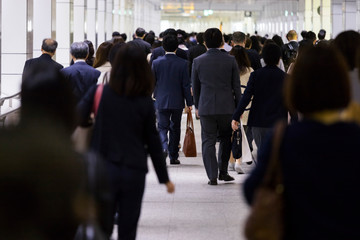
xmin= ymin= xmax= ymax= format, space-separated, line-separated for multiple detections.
xmin=183 ymin=111 xmax=197 ymax=157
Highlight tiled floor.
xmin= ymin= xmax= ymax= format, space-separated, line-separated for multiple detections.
xmin=112 ymin=112 xmax=255 ymax=240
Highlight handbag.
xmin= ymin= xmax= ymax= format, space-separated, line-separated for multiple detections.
xmin=244 ymin=120 xmax=287 ymax=240
xmin=182 ymin=111 xmax=197 ymax=157
xmin=231 ymin=128 xmax=242 ymax=159
xmin=72 ymin=84 xmax=104 ymax=153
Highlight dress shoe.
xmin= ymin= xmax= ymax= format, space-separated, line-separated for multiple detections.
xmin=170 ymin=159 xmax=181 ymax=165
xmin=235 ymin=163 xmax=244 ymax=174
xmin=218 ymin=173 xmax=235 ymax=181
xmin=208 ymin=179 xmax=218 ymax=185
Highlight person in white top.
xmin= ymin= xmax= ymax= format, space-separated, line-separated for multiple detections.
xmin=93 ymin=41 xmax=113 ymax=84
xmin=229 ymin=45 xmax=254 ymax=174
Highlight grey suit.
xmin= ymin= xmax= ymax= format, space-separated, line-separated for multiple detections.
xmin=192 ymin=48 xmax=241 ymax=180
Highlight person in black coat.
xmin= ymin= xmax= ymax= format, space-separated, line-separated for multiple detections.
xmin=78 ymin=43 xmax=174 ymax=240
xmin=22 ymin=38 xmax=63 ymax=80
xmin=244 ymin=45 xmax=360 ymax=240
xmin=232 ymin=43 xmax=288 ymax=151
xmin=188 ymin=32 xmax=207 ymax=76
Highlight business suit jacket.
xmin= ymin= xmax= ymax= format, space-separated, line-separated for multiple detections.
xmin=22 ymin=54 xmax=63 ymax=79
xmin=130 ymin=38 xmax=151 ymax=55
xmin=150 ymin=46 xmax=188 ymax=65
xmin=61 ymin=61 xmax=100 ymax=102
xmin=192 ymin=48 xmax=241 ymax=116
xmin=232 ymin=65 xmax=287 ymax=128
xmin=152 ymin=54 xmax=193 ymax=109
xmin=78 ymin=84 xmax=169 ymax=183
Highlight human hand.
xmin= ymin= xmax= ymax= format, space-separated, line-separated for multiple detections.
xmin=188 ymin=106 xmax=192 ymax=112
xmin=195 ymin=109 xmax=200 ymax=119
xmin=165 ymin=181 xmax=175 ymax=193
xmin=231 ymin=120 xmax=239 ymax=131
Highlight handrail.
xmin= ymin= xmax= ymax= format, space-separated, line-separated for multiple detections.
xmin=0 ymin=92 xmax=21 ymax=126
xmin=0 ymin=92 xmax=21 ymax=107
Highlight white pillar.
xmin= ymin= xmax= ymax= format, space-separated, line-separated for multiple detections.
xmin=105 ymin=0 xmax=113 ymax=40
xmin=33 ymin=0 xmax=52 ymax=57
xmin=332 ymin=0 xmax=343 ymax=38
xmin=119 ymin=0 xmax=125 ymax=34
xmin=73 ymin=0 xmax=85 ymax=42
xmin=86 ymin=0 xmax=96 ymax=46
xmin=321 ymin=0 xmax=331 ymax=40
xmin=56 ymin=0 xmax=71 ymax=67
xmin=113 ymin=0 xmax=120 ymax=32
xmin=1 ymin=0 xmax=32 ymax=95
xmin=97 ymin=0 xmax=106 ymax=44
xmin=344 ymin=0 xmax=357 ymax=30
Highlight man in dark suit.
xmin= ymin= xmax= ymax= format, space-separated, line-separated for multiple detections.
xmin=192 ymin=28 xmax=241 ymax=185
xmin=232 ymin=43 xmax=288 ymax=152
xmin=61 ymin=42 xmax=100 ymax=103
xmin=22 ymin=38 xmax=63 ymax=79
xmin=149 ymin=28 xmax=188 ymax=65
xmin=188 ymin=32 xmax=207 ymax=77
xmin=130 ymin=27 xmax=151 ymax=55
xmin=231 ymin=31 xmax=262 ymax=70
xmin=152 ymin=34 xmax=193 ymax=165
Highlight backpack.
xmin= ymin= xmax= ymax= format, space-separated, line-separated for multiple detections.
xmin=283 ymin=43 xmax=297 ymax=71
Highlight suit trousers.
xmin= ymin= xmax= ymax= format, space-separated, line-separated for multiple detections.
xmin=157 ymin=109 xmax=183 ymax=160
xmin=200 ymin=114 xmax=232 ymax=180
xmin=105 ymin=161 xmax=146 ymax=240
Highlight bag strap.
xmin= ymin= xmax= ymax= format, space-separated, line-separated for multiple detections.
xmin=186 ymin=111 xmax=194 ymax=130
xmin=262 ymin=120 xmax=287 ymax=191
xmin=92 ymin=84 xmax=104 ymax=117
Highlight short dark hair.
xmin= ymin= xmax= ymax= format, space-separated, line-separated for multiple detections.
xmin=144 ymin=33 xmax=155 ymax=46
xmin=272 ymin=35 xmax=284 ymax=47
xmin=112 ymin=31 xmax=121 ymax=37
xmin=204 ymin=28 xmax=223 ymax=48
xmin=120 ymin=33 xmax=127 ymax=41
xmin=110 ymin=43 xmax=154 ymax=97
xmin=196 ymin=32 xmax=205 ymax=45
xmin=306 ymin=31 xmax=316 ymax=43
xmin=318 ymin=29 xmax=326 ymax=40
xmin=285 ymin=45 xmax=350 ymax=115
xmin=135 ymin=27 xmax=146 ymax=38
xmin=163 ymin=28 xmax=177 ymax=37
xmin=84 ymin=40 xmax=95 ymax=58
xmin=301 ymin=30 xmax=308 ymax=39
xmin=262 ymin=43 xmax=281 ymax=66
xmin=232 ymin=32 xmax=246 ymax=44
xmin=163 ymin=34 xmax=178 ymax=52
xmin=42 ymin=39 xmax=58 ymax=53
xmin=70 ymin=42 xmax=89 ymax=59
xmin=332 ymin=30 xmax=360 ymax=71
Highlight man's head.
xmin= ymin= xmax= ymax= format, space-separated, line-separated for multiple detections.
xmin=112 ymin=31 xmax=121 ymax=37
xmin=232 ymin=31 xmax=246 ymax=46
xmin=287 ymin=30 xmax=298 ymax=41
xmin=204 ymin=28 xmax=223 ymax=49
xmin=70 ymin=42 xmax=89 ymax=60
xmin=306 ymin=31 xmax=317 ymax=44
xmin=41 ymin=39 xmax=58 ymax=56
xmin=318 ymin=29 xmax=326 ymax=40
xmin=163 ymin=34 xmax=178 ymax=52
xmin=262 ymin=43 xmax=281 ymax=66
xmin=135 ymin=27 xmax=146 ymax=39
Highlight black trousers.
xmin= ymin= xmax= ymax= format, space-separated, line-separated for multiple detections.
xmin=105 ymin=161 xmax=146 ymax=240
xmin=200 ymin=114 xmax=232 ymax=180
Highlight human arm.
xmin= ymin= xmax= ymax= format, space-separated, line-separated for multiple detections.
xmin=232 ymin=71 xmax=256 ymax=122
xmin=182 ymin=61 xmax=193 ymax=108
xmin=191 ymin=60 xmax=200 ymax=110
xmin=231 ymin=58 xmax=242 ymax=107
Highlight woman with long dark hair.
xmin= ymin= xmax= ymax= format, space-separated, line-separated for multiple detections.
xmin=78 ymin=43 xmax=174 ymax=240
